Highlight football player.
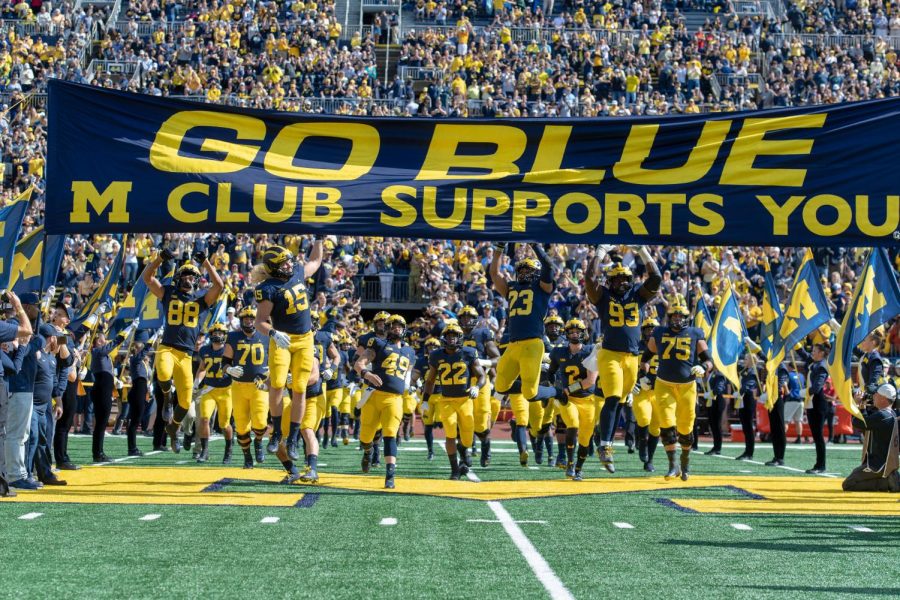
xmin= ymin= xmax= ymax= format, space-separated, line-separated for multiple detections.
xmin=548 ymin=319 xmax=599 ymax=480
xmin=193 ymin=323 xmax=233 ymax=463
xmin=222 ymin=306 xmax=269 ymax=468
xmin=644 ymin=303 xmax=711 ymax=481
xmin=634 ymin=317 xmax=661 ymax=472
xmin=252 ymin=240 xmax=324 ymax=468
xmin=141 ymin=246 xmax=224 ymax=452
xmin=490 ymin=243 xmax=558 ymax=466
xmin=458 ymin=305 xmax=500 ymax=467
xmin=531 ymin=314 xmax=566 ymax=466
xmin=354 ymin=314 xmax=411 ymax=489
xmin=586 ymin=245 xmax=661 ymax=473
xmin=310 ymin=310 xmax=340 ymax=460
xmin=423 ymin=324 xmax=485 ymax=479
xmin=412 ymin=336 xmax=442 ymax=460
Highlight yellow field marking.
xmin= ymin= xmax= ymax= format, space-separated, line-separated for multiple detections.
xmin=2 ymin=467 xmax=305 ymax=507
xmin=3 ymin=468 xmax=897 ymax=515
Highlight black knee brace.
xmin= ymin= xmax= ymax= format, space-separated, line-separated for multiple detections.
xmin=252 ymin=427 xmax=267 ymax=439
xmin=237 ymin=432 xmax=251 ymax=449
xmin=475 ymin=430 xmax=489 ymax=441
xmin=554 ymin=415 xmax=567 ymax=433
xmin=538 ymin=423 xmax=551 ymax=436
xmin=678 ymin=432 xmax=693 ymax=447
xmin=661 ymin=427 xmax=677 ymax=446
xmin=158 ymin=379 xmax=173 ymax=395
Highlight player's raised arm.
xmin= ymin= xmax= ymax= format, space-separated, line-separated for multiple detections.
xmin=531 ymin=243 xmax=555 ymax=294
xmin=489 ymin=242 xmax=509 ymax=298
xmin=585 ymin=244 xmax=615 ymax=304
xmin=634 ymin=245 xmax=661 ymax=301
xmin=303 ymin=235 xmax=325 ymax=278
xmin=141 ymin=248 xmax=167 ymax=300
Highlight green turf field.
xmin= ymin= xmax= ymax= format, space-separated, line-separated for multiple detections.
xmin=2 ymin=432 xmax=898 ymax=599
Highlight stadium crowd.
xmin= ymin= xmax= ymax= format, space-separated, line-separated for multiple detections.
xmin=0 ymin=0 xmax=898 ymax=495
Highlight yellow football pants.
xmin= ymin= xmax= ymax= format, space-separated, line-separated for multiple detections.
xmin=654 ymin=379 xmax=697 ymax=436
xmin=154 ymin=345 xmax=194 ymax=410
xmin=338 ymin=386 xmax=352 ymax=414
xmin=495 ymin=338 xmax=545 ymax=400
xmin=439 ymin=396 xmax=475 ymax=448
xmin=269 ymin=331 xmax=314 ymax=394
xmin=509 ymin=393 xmax=529 ymax=426
xmin=473 ymin=382 xmax=493 ymax=432
xmin=327 ymin=386 xmax=343 ymax=411
xmin=231 ymin=381 xmax=268 ymax=435
xmin=633 ymin=389 xmax=660 ymax=437
xmin=301 ymin=383 xmax=328 ymax=430
xmin=421 ymin=393 xmax=442 ymax=425
xmin=557 ymin=395 xmax=598 ymax=447
xmin=360 ymin=390 xmax=403 ymax=442
xmin=528 ymin=400 xmax=556 ymax=437
xmin=403 ymin=390 xmax=417 ymax=415
xmin=597 ymin=349 xmax=640 ymax=400
xmin=199 ymin=387 xmax=232 ymax=429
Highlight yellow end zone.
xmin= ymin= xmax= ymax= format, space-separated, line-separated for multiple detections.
xmin=3 ymin=467 xmax=898 ymax=515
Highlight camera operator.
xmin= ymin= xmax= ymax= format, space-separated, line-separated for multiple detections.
xmin=842 ymin=384 xmax=900 ymax=493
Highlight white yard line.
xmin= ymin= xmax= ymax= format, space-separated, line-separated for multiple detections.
xmin=849 ymin=526 xmax=873 ymax=533
xmin=379 ymin=517 xmax=397 ymax=526
xmin=18 ymin=512 xmax=43 ymax=520
xmin=612 ymin=522 xmax=634 ymax=529
xmin=697 ymin=450 xmax=839 ymax=478
xmin=487 ymin=501 xmax=574 ymax=600
xmin=139 ymin=514 xmax=161 ymax=521
xmin=731 ymin=523 xmax=753 ymax=531
xmin=260 ymin=517 xmax=280 ymax=524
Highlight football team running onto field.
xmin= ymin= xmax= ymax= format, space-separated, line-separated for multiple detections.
xmin=136 ymin=239 xmax=737 ymax=489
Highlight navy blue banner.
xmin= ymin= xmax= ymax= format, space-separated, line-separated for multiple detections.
xmin=46 ymin=81 xmax=899 ymax=245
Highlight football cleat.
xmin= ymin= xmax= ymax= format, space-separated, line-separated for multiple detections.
xmin=480 ymin=452 xmax=490 ymax=468
xmin=222 ymin=448 xmax=232 ymax=465
xmin=330 ymin=437 xmax=338 ymax=448
xmin=643 ymin=461 xmax=655 ymax=473
xmin=300 ymin=469 xmax=320 ymax=484
xmin=664 ymin=465 xmax=681 ymax=480
xmin=280 ymin=470 xmax=301 ymax=484
xmin=286 ymin=439 xmax=300 ymax=461
xmin=384 ymin=474 xmax=395 ymax=489
xmin=599 ymin=446 xmax=615 ymax=473
xmin=573 ymin=470 xmax=584 ymax=482
xmin=254 ymin=439 xmax=265 ymax=464
xmin=427 ymin=450 xmax=434 ymax=461
xmin=361 ymin=451 xmax=372 ymax=473
xmin=680 ymin=453 xmax=691 ymax=481
xmin=449 ymin=470 xmax=461 ymax=481
xmin=183 ymin=436 xmax=193 ymax=451
xmin=165 ymin=423 xmax=181 ymax=454
xmin=519 ymin=451 xmax=529 ymax=467
xmin=534 ymin=445 xmax=543 ymax=465
xmin=459 ymin=463 xmax=469 ymax=477
xmin=266 ymin=435 xmax=280 ymax=454
xmin=565 ymin=463 xmax=575 ymax=478
xmin=242 ymin=451 xmax=254 ymax=469
xmin=342 ymin=436 xmax=349 ymax=446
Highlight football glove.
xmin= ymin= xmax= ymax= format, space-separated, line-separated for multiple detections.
xmin=271 ymin=330 xmax=291 ymax=350
xmin=690 ymin=365 xmax=706 ymax=378
xmin=225 ymin=365 xmax=244 ymax=378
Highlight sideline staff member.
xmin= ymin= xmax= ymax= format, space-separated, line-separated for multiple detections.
xmin=843 ymin=384 xmax=900 ymax=493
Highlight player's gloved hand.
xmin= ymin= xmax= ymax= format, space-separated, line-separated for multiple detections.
xmin=596 ymin=243 xmax=615 ymax=255
xmin=225 ymin=365 xmax=244 ymax=378
xmin=493 ymin=242 xmax=507 ymax=252
xmin=421 ymin=401 xmax=429 ymax=414
xmin=625 ymin=393 xmax=634 ymax=406
xmin=192 ymin=249 xmax=207 ymax=264
xmin=322 ymin=368 xmax=334 ymax=380
xmin=468 ymin=386 xmax=479 ymax=399
xmin=639 ymin=376 xmax=652 ymax=392
xmin=254 ymin=375 xmax=268 ymax=391
xmin=271 ymin=330 xmax=291 ymax=350
xmin=690 ymin=365 xmax=706 ymax=378
xmin=477 ymin=358 xmax=492 ymax=368
xmin=158 ymin=243 xmax=174 ymax=261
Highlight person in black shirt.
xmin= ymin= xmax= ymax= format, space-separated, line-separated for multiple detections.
xmin=126 ymin=331 xmax=152 ymax=456
xmin=736 ymin=356 xmax=761 ymax=461
xmin=796 ymin=342 xmax=831 ymax=474
xmin=843 ymin=384 xmax=900 ymax=493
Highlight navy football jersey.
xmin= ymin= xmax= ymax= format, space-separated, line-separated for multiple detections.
xmin=415 ymin=353 xmax=440 ymax=394
xmin=308 ymin=344 xmax=325 ymax=397
xmin=641 ymin=341 xmax=660 ymax=386
xmin=401 ymin=344 xmax=417 ymax=390
xmin=595 ymin=284 xmax=647 ymax=354
xmin=367 ymin=337 xmax=411 ymax=394
xmin=428 ymin=346 xmax=478 ymax=398
xmin=463 ymin=326 xmax=495 ymax=359
xmin=357 ymin=331 xmax=381 ymax=351
xmin=315 ymin=330 xmax=334 ymax=370
xmin=334 ymin=349 xmax=349 ymax=387
xmin=652 ymin=326 xmax=703 ymax=384
xmin=161 ymin=285 xmax=211 ymax=353
xmin=549 ymin=343 xmax=594 ymax=398
xmin=254 ymin=268 xmax=312 ymax=335
xmin=225 ymin=330 xmax=268 ymax=383
xmin=506 ymin=280 xmax=551 ymax=342
xmin=199 ymin=344 xmax=230 ymax=388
